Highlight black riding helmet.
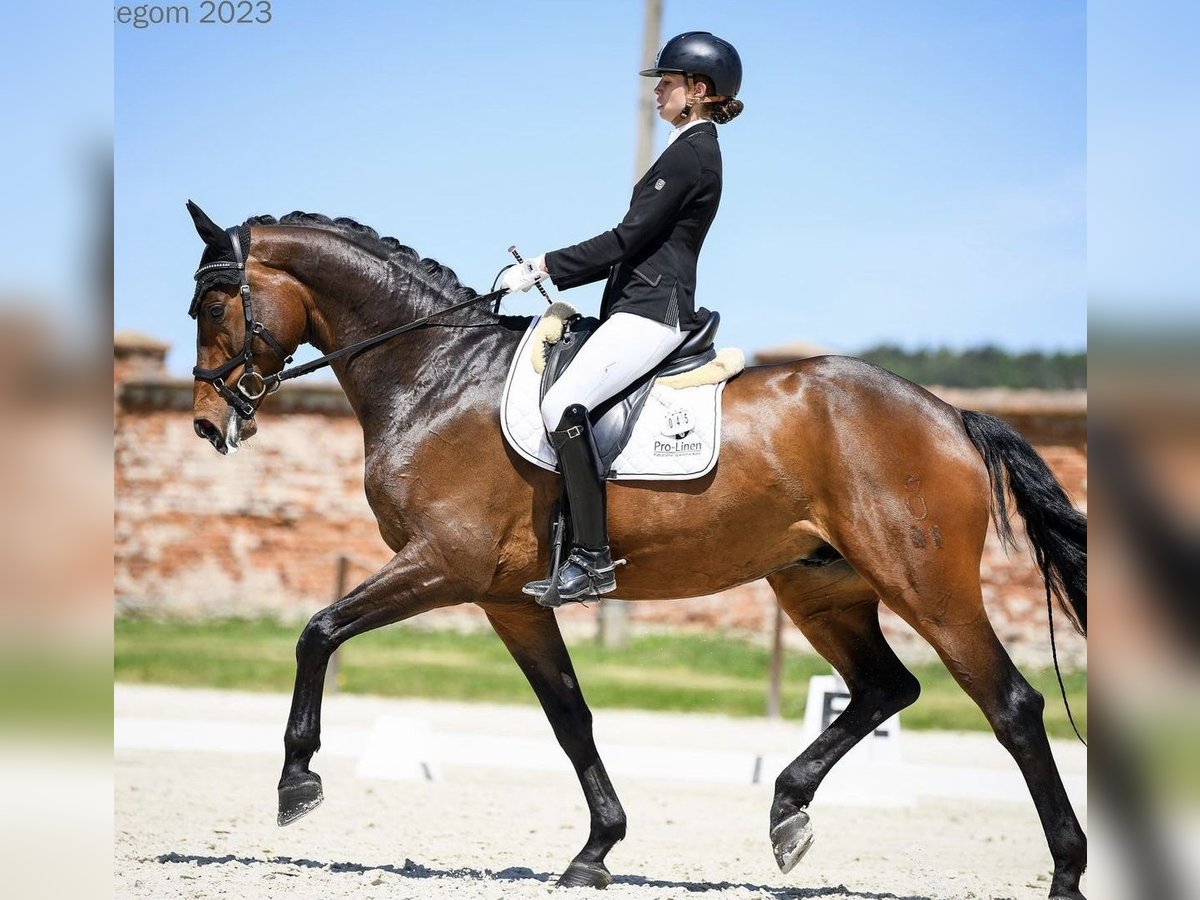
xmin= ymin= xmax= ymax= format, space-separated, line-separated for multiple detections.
xmin=639 ymin=31 xmax=742 ymax=99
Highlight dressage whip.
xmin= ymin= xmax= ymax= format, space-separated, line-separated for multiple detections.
xmin=508 ymin=245 xmax=553 ymax=305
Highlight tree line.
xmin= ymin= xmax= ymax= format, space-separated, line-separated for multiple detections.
xmin=856 ymin=344 xmax=1086 ymax=389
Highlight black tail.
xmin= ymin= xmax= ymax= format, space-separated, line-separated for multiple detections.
xmin=961 ymin=410 xmax=1087 ymax=636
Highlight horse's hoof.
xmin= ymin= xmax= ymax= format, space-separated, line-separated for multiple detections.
xmin=557 ymin=860 xmax=612 ymax=889
xmin=1047 ymin=874 xmax=1086 ymax=900
xmin=277 ymin=773 xmax=323 ymax=826
xmin=770 ymin=809 xmax=814 ymax=874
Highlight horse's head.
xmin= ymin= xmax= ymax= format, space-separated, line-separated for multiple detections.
xmin=186 ymin=201 xmax=308 ymax=454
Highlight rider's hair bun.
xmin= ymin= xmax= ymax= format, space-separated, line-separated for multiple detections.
xmin=709 ymin=97 xmax=744 ymax=125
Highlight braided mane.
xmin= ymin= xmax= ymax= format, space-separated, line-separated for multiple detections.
xmin=245 ymin=211 xmax=480 ymax=304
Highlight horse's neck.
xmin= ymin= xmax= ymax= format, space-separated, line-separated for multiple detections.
xmin=256 ymin=227 xmax=431 ymax=354
xmin=258 ymin=226 xmax=518 ymax=438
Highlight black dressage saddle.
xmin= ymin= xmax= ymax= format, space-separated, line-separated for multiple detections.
xmin=538 ymin=308 xmax=721 ymax=476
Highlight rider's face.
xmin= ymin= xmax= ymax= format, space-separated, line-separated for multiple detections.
xmin=654 ymin=73 xmax=701 ymax=122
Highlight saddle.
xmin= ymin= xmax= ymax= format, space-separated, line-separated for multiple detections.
xmin=538 ymin=308 xmax=723 ymax=474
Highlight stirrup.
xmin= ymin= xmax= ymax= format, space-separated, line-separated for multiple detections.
xmin=535 ymin=550 xmax=626 ymax=608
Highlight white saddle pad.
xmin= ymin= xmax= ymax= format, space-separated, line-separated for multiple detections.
xmin=500 ymin=318 xmax=727 ymax=481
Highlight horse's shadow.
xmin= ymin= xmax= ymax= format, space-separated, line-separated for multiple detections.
xmin=154 ymin=852 xmax=932 ymax=899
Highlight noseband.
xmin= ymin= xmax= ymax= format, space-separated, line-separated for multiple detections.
xmin=190 ymin=225 xmax=509 ymax=421
xmin=189 ymin=226 xmax=293 ymax=420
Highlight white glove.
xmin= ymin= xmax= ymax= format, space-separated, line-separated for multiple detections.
xmin=501 ymin=258 xmax=549 ymax=293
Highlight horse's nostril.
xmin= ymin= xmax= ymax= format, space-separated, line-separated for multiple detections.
xmin=194 ymin=418 xmax=221 ymax=444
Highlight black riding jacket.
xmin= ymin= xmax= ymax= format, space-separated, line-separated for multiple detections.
xmin=545 ymin=121 xmax=722 ymax=332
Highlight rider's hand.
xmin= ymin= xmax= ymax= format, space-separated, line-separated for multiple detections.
xmin=500 ymin=259 xmax=549 ymax=294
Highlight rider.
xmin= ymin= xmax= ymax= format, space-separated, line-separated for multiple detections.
xmin=503 ymin=31 xmax=744 ymax=607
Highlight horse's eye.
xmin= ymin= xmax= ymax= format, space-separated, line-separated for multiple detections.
xmin=207 ymin=304 xmax=225 ymax=322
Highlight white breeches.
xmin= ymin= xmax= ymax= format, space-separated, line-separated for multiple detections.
xmin=540 ymin=312 xmax=685 ymax=431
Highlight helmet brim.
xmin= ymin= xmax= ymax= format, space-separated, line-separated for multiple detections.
xmin=639 ymin=67 xmax=687 ymax=78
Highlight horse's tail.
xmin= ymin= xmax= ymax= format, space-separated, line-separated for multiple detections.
xmin=961 ymin=409 xmax=1086 ymax=636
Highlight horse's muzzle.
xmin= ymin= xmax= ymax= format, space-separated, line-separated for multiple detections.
xmin=194 ymin=417 xmax=228 ymax=454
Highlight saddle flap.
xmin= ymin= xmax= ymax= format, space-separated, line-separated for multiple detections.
xmin=538 ymin=316 xmax=658 ymax=473
xmin=536 ymin=311 xmax=736 ymax=475
xmin=501 ymin=317 xmax=729 ymax=482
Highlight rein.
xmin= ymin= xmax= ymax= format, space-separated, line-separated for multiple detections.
xmin=191 ymin=226 xmax=507 ymax=419
xmin=269 ymin=289 xmax=507 ymax=388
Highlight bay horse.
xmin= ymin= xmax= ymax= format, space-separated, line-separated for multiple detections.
xmin=185 ymin=204 xmax=1087 ymax=898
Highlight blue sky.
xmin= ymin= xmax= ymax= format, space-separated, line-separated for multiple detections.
xmin=0 ymin=4 xmax=111 ymax=337
xmin=1088 ymin=0 xmax=1200 ymax=319
xmin=113 ymin=0 xmax=1086 ymax=375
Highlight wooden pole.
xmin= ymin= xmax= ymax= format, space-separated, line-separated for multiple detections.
xmin=635 ymin=0 xmax=663 ymax=181
xmin=324 ymin=555 xmax=350 ymax=694
xmin=767 ymin=603 xmax=784 ymax=718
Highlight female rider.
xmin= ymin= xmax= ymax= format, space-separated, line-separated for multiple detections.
xmin=502 ymin=31 xmax=744 ymax=607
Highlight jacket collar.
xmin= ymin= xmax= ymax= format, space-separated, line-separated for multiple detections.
xmin=639 ymin=121 xmax=717 ymax=187
xmin=674 ymin=120 xmax=717 ymax=144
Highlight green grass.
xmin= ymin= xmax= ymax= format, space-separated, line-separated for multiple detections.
xmin=0 ymin=648 xmax=113 ymax=742
xmin=114 ymin=617 xmax=1087 ymax=738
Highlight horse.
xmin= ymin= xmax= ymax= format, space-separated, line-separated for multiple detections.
xmin=184 ymin=203 xmax=1087 ymax=898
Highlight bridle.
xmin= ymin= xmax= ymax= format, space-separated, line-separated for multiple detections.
xmin=190 ymin=226 xmax=292 ymax=420
xmin=190 ymin=225 xmax=508 ymax=420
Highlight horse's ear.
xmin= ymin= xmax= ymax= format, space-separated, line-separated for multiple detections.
xmin=186 ymin=200 xmax=231 ymax=251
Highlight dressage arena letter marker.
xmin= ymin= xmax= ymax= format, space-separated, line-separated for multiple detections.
xmin=803 ymin=674 xmax=901 ymax=764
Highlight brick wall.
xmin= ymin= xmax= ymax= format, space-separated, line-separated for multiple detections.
xmin=114 ymin=334 xmax=1086 ymax=667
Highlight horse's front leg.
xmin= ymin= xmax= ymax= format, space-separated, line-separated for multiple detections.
xmin=482 ymin=600 xmax=627 ymax=889
xmin=277 ymin=541 xmax=466 ymax=825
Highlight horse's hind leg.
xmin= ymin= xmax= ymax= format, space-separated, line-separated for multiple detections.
xmin=277 ymin=542 xmax=467 ymax=825
xmin=908 ymin=614 xmax=1085 ymax=898
xmin=766 ymin=568 xmax=921 ymax=873
xmin=835 ymin=505 xmax=1087 ymax=898
xmin=482 ymin=600 xmax=626 ymax=889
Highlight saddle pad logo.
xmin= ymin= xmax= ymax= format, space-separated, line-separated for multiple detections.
xmin=654 ymin=178 xmax=666 ymax=191
xmin=654 ymin=437 xmax=703 ymax=457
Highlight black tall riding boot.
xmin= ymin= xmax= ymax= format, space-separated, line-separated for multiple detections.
xmin=528 ymin=404 xmax=620 ymax=607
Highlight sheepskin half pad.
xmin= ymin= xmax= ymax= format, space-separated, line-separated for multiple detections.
xmin=500 ymin=312 xmax=740 ymax=480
